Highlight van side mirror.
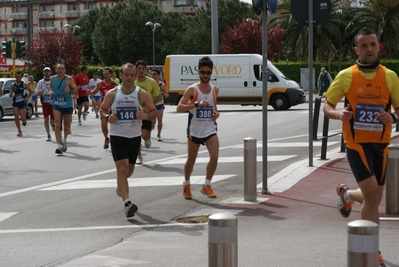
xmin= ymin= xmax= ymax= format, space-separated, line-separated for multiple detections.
xmin=268 ymin=74 xmax=279 ymax=82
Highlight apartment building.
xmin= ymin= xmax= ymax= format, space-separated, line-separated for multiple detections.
xmin=0 ymin=0 xmax=205 ymax=44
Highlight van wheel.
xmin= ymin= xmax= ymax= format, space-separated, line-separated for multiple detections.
xmin=0 ymin=108 xmax=3 ymax=121
xmin=271 ymin=94 xmax=289 ymax=110
xmin=26 ymin=104 xmax=33 ymax=119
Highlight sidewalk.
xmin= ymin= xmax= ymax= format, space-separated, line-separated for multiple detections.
xmin=59 ymin=136 xmax=399 ymax=267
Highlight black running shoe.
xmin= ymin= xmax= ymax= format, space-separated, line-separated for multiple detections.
xmin=124 ymin=201 xmax=138 ymax=218
xmin=55 ymin=148 xmax=63 ymax=155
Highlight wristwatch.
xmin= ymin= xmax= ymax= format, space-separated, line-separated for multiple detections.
xmin=194 ymin=101 xmax=199 ymax=107
xmin=391 ymin=113 xmax=398 ymax=123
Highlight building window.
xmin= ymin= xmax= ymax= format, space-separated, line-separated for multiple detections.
xmin=161 ymin=1 xmax=165 ymax=7
xmin=175 ymin=0 xmax=186 ymax=5
xmin=197 ymin=0 xmax=202 ymax=7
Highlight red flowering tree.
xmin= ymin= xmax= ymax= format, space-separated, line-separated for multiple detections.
xmin=220 ymin=18 xmax=284 ymax=60
xmin=30 ymin=28 xmax=84 ymax=73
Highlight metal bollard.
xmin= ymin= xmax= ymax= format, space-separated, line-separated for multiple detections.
xmin=208 ymin=213 xmax=238 ymax=267
xmin=347 ymin=220 xmax=379 ymax=267
xmin=244 ymin=137 xmax=257 ymax=201
xmin=386 ymin=144 xmax=399 ymax=215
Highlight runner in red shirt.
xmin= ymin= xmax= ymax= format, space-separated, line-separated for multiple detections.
xmin=87 ymin=66 xmax=118 ymax=149
xmin=74 ymin=66 xmax=90 ymax=125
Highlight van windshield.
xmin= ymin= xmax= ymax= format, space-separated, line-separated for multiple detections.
xmin=253 ymin=64 xmax=290 ymax=81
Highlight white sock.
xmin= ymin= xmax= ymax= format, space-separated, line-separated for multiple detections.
xmin=204 ymin=179 xmax=211 ymax=185
xmin=123 ymin=199 xmax=131 ymax=207
xmin=343 ymin=190 xmax=352 ymax=203
xmin=58 ymin=144 xmax=62 ymax=149
xmin=184 ymin=180 xmax=190 ymax=185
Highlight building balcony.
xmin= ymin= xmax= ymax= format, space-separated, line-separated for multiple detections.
xmin=37 ymin=11 xmax=57 ymax=19
xmin=37 ymin=27 xmax=56 ymax=32
xmin=10 ymin=27 xmax=28 ymax=34
xmin=65 ymin=10 xmax=80 ymax=17
xmin=173 ymin=5 xmax=198 ymax=13
xmin=10 ymin=12 xmax=28 ymax=20
xmin=80 ymin=9 xmax=90 ymax=15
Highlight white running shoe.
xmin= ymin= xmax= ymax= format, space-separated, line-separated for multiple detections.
xmin=136 ymin=155 xmax=143 ymax=165
xmin=144 ymin=139 xmax=151 ymax=149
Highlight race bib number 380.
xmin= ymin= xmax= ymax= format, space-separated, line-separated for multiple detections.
xmin=196 ymin=106 xmax=214 ymax=121
xmin=354 ymin=103 xmax=384 ymax=131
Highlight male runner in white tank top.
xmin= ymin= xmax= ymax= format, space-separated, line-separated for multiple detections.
xmin=176 ymin=56 xmax=220 ymax=199
xmin=100 ymin=63 xmax=157 ymax=218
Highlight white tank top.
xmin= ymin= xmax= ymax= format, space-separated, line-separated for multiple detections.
xmin=188 ymin=83 xmax=217 ymax=138
xmin=110 ymin=85 xmax=143 ymax=138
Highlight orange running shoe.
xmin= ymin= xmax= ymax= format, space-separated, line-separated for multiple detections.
xmin=379 ymin=251 xmax=386 ymax=267
xmin=336 ymin=182 xmax=353 ymax=218
xmin=183 ymin=183 xmax=192 ymax=200
xmin=201 ymin=185 xmax=217 ymax=198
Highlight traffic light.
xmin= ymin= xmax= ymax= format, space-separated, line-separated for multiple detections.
xmin=2 ymin=41 xmax=11 ymax=58
xmin=15 ymin=41 xmax=26 ymax=58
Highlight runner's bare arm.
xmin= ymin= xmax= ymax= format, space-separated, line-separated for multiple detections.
xmin=100 ymin=88 xmax=116 ymax=123
xmin=176 ymin=86 xmax=196 ymax=112
xmin=137 ymin=90 xmax=157 ymax=121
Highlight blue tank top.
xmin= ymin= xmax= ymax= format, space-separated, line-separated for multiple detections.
xmin=12 ymin=81 xmax=27 ymax=103
xmin=52 ymin=75 xmax=73 ymax=108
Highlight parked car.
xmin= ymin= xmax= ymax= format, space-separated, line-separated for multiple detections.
xmin=0 ymin=78 xmax=34 ymax=121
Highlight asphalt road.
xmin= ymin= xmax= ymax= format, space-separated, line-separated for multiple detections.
xmin=0 ymin=102 xmax=345 ymax=266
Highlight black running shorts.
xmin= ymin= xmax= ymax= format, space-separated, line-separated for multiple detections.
xmin=110 ymin=135 xmax=141 ymax=164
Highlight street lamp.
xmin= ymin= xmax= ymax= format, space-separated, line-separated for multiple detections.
xmin=145 ymin=21 xmax=161 ymax=67
xmin=64 ymin=24 xmax=81 ymax=34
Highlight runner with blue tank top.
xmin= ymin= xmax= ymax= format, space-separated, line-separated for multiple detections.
xmin=9 ymin=71 xmax=32 ymax=137
xmin=50 ymin=63 xmax=78 ymax=155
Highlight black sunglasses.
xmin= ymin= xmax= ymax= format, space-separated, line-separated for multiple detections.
xmin=199 ymin=71 xmax=212 ymax=75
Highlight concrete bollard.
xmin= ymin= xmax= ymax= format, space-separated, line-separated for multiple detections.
xmin=244 ymin=137 xmax=257 ymax=201
xmin=208 ymin=213 xmax=238 ymax=267
xmin=347 ymin=220 xmax=379 ymax=267
xmin=386 ymin=144 xmax=399 ymax=215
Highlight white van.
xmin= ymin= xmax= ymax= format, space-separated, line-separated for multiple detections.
xmin=163 ymin=54 xmax=305 ymax=110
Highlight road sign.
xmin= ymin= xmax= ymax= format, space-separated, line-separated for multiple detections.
xmin=291 ymin=0 xmax=332 ymax=26
xmin=269 ymin=0 xmax=278 ymax=14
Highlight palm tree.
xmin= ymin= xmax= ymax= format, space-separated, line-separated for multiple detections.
xmin=269 ymin=0 xmax=348 ymax=61
xmin=345 ymin=0 xmax=399 ymax=58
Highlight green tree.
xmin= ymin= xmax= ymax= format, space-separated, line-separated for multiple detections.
xmin=117 ymin=0 xmax=163 ymax=65
xmin=75 ymin=8 xmax=103 ymax=65
xmin=91 ymin=5 xmax=122 ymax=66
xmin=173 ymin=0 xmax=254 ymax=54
xmin=31 ymin=29 xmax=83 ymax=73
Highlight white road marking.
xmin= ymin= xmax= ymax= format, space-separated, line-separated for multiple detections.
xmin=161 ymin=155 xmax=296 ymax=164
xmin=0 ymin=222 xmax=200 ymax=234
xmin=233 ymin=142 xmax=339 ymax=148
xmin=0 ymin=134 xmax=322 ymax=199
xmin=39 ymin=175 xmax=236 ymax=191
xmin=0 ymin=212 xmax=18 ymax=223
